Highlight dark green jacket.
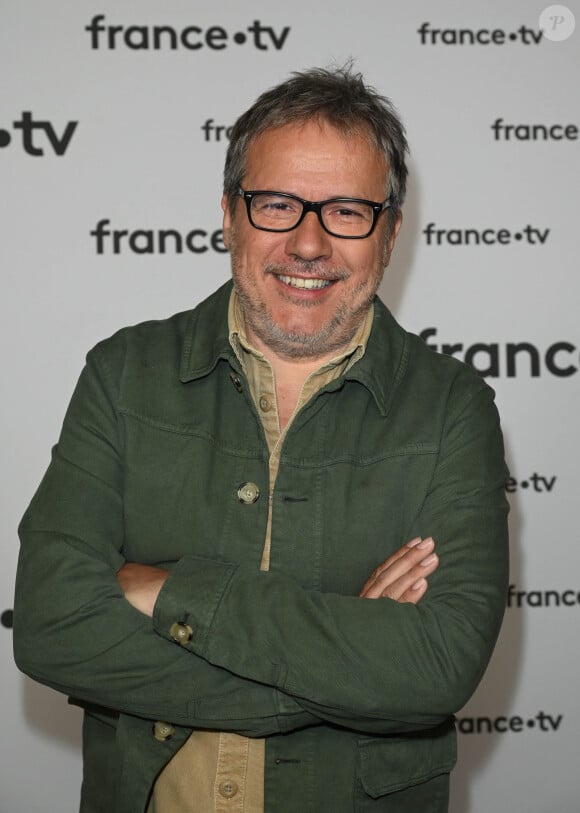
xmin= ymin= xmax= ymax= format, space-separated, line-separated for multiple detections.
xmin=14 ymin=281 xmax=509 ymax=812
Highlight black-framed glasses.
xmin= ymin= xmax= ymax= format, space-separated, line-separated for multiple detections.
xmin=238 ymin=188 xmax=391 ymax=239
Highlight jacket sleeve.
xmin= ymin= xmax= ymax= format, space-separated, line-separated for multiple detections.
xmin=13 ymin=343 xmax=318 ymax=736
xmin=152 ymin=373 xmax=509 ymax=736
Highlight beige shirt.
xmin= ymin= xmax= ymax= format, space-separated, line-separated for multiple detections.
xmin=148 ymin=291 xmax=373 ymax=813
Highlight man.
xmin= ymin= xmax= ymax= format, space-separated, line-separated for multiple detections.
xmin=14 ymin=67 xmax=508 ymax=812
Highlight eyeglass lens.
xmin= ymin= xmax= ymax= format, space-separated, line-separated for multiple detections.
xmin=249 ymin=193 xmax=375 ymax=236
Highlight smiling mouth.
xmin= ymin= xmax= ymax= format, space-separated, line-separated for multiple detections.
xmin=277 ymin=274 xmax=333 ymax=290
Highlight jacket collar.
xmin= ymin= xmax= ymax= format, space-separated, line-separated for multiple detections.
xmin=179 ymin=280 xmax=409 ymax=418
xmin=179 ymin=281 xmax=238 ymax=382
xmin=341 ymin=296 xmax=409 ymax=417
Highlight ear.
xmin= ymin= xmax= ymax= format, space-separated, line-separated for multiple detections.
xmin=221 ymin=194 xmax=232 ymax=249
xmin=383 ymin=210 xmax=403 ymax=266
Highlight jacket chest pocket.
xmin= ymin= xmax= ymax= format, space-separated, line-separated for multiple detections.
xmin=315 ymin=448 xmax=439 ymax=593
xmin=121 ymin=415 xmax=269 ymax=567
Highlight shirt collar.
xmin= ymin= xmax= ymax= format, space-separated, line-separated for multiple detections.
xmin=179 ymin=280 xmax=409 ymax=418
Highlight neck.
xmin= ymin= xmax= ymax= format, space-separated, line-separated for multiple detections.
xmin=245 ymin=331 xmax=351 ymax=432
xmin=247 ymin=329 xmax=346 ymax=386
xmin=266 ymin=353 xmax=324 ymax=432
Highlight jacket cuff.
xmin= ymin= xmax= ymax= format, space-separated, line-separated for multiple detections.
xmin=152 ymin=556 xmax=311 ymax=725
xmin=152 ymin=555 xmax=237 ymax=655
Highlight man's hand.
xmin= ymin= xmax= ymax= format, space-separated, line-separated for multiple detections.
xmin=116 ymin=563 xmax=169 ymax=617
xmin=359 ymin=537 xmax=438 ymax=603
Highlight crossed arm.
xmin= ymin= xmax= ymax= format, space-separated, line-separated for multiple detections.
xmin=117 ymin=536 xmax=439 ymax=617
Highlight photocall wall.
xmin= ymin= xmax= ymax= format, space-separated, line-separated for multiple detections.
xmin=2 ymin=1 xmax=578 ymax=811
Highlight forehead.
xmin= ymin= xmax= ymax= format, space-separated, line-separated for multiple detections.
xmin=243 ymin=119 xmax=388 ymax=199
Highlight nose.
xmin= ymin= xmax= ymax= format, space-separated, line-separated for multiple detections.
xmin=284 ymin=211 xmax=332 ymax=262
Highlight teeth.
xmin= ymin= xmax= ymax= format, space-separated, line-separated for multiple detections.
xmin=278 ymin=275 xmax=331 ymax=290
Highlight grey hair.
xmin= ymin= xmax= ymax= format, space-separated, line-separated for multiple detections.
xmin=223 ymin=65 xmax=409 ymax=222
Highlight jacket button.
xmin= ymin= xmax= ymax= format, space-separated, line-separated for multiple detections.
xmin=237 ymin=482 xmax=260 ymax=504
xmin=170 ymin=621 xmax=193 ymax=645
xmin=153 ymin=721 xmax=175 ymax=741
xmin=229 ymin=372 xmax=243 ymax=393
xmin=218 ymin=780 xmax=239 ymax=798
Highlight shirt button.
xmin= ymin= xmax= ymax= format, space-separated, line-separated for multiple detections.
xmin=153 ymin=721 xmax=175 ymax=741
xmin=237 ymin=482 xmax=260 ymax=504
xmin=259 ymin=395 xmax=272 ymax=412
xmin=218 ymin=780 xmax=239 ymax=799
xmin=170 ymin=621 xmax=193 ymax=645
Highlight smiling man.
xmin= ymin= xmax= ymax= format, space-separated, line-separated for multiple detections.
xmin=14 ymin=67 xmax=509 ymax=813
xmin=226 ymin=121 xmax=396 ymax=360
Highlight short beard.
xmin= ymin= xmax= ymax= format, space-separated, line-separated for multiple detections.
xmin=233 ymin=260 xmax=378 ymax=360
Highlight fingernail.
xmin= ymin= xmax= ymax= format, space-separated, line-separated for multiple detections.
xmin=406 ymin=537 xmax=422 ymax=548
xmin=411 ymin=578 xmax=426 ymax=590
xmin=418 ymin=537 xmax=434 ymax=550
xmin=420 ymin=553 xmax=437 ymax=566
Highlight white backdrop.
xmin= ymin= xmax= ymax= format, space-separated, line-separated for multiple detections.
xmin=2 ymin=1 xmax=579 ymax=811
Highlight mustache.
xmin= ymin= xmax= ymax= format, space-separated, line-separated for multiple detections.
xmin=265 ymin=261 xmax=349 ymax=281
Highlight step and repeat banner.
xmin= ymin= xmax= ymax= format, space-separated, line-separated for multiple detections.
xmin=1 ymin=2 xmax=578 ymax=811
